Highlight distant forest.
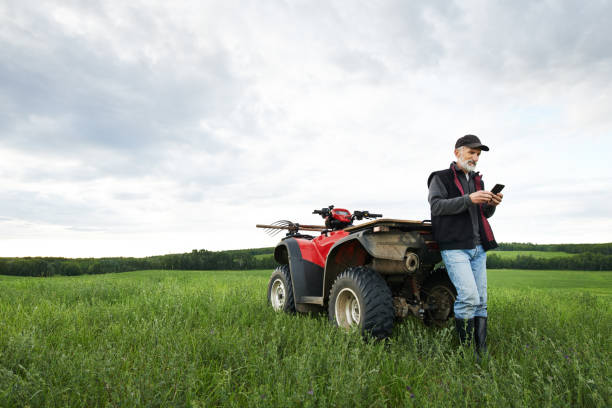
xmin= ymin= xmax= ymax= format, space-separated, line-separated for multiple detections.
xmin=496 ymin=242 xmax=612 ymax=254
xmin=1 ymin=243 xmax=611 ymax=277
xmin=0 ymin=248 xmax=276 ymax=278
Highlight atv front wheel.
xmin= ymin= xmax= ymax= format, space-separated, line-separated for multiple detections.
xmin=328 ymin=266 xmax=394 ymax=339
xmin=422 ymin=268 xmax=457 ymax=327
xmin=267 ymin=265 xmax=295 ymax=313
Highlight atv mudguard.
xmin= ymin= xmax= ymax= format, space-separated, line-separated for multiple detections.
xmin=275 ymin=232 xmax=412 ymax=305
xmin=274 ymin=238 xmax=324 ymax=305
xmin=321 ymin=230 xmax=436 ymax=302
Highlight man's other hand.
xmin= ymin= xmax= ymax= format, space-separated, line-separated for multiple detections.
xmin=469 ymin=191 xmax=493 ymax=204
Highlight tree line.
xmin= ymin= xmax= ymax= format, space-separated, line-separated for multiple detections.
xmin=496 ymin=242 xmax=612 ymax=255
xmin=486 ymin=252 xmax=612 ymax=271
xmin=0 ymin=248 xmax=277 ymax=277
xmin=1 ymin=243 xmax=611 ymax=277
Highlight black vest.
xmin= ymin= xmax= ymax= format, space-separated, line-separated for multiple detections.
xmin=427 ymin=165 xmax=498 ymax=251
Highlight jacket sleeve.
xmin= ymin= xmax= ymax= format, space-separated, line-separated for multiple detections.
xmin=428 ymin=175 xmax=472 ymax=216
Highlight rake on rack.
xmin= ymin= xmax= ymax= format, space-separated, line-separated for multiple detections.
xmin=256 ymin=220 xmax=326 ymax=236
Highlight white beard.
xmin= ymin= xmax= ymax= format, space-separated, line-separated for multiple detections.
xmin=457 ymin=158 xmax=477 ymax=172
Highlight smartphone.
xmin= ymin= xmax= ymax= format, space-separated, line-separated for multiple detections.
xmin=491 ymin=184 xmax=505 ymax=195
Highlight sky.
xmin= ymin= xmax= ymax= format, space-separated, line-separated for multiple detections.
xmin=1 ymin=0 xmax=611 ymax=258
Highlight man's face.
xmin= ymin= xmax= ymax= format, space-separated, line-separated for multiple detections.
xmin=454 ymin=146 xmax=482 ymax=172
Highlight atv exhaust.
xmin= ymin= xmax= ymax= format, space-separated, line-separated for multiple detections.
xmin=371 ymin=252 xmax=420 ymax=274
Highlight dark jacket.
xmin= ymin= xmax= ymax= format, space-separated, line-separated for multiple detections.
xmin=427 ymin=163 xmax=498 ymax=251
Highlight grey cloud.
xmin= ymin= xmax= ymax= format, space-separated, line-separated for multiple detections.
xmin=331 ymin=1 xmax=612 ymax=80
xmin=19 ymin=165 xmax=103 ymax=183
xmin=0 ymin=190 xmax=117 ymax=229
xmin=332 ymin=49 xmax=388 ymax=82
xmin=443 ymin=1 xmax=612 ymax=79
xmin=178 ymin=190 xmax=203 ymax=203
xmin=113 ymin=192 xmax=150 ymax=201
xmin=320 ymin=1 xmax=456 ymax=75
xmin=377 ymin=1 xmax=457 ymax=66
xmin=569 ymin=199 xmax=612 ymax=220
xmin=0 ymin=2 xmax=249 ymax=177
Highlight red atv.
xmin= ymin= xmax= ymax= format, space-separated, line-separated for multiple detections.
xmin=257 ymin=205 xmax=456 ymax=339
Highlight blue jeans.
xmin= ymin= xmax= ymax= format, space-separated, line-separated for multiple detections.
xmin=441 ymin=245 xmax=487 ymax=319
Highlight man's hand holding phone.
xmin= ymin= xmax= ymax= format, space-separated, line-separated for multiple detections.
xmin=469 ymin=184 xmax=504 ymax=206
xmin=489 ymin=184 xmax=504 ymax=206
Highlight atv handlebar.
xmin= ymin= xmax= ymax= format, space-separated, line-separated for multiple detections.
xmin=313 ymin=205 xmax=334 ymax=218
xmin=352 ymin=210 xmax=383 ymax=221
xmin=312 ymin=205 xmax=382 ymax=221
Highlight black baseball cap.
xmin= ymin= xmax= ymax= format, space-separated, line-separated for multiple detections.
xmin=455 ymin=134 xmax=489 ymax=151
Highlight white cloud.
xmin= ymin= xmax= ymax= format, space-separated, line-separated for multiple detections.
xmin=0 ymin=0 xmax=610 ymax=257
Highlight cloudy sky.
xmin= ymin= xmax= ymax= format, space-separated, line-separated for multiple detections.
xmin=1 ymin=0 xmax=610 ymax=258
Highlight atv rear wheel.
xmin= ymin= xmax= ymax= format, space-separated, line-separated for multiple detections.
xmin=328 ymin=266 xmax=394 ymax=339
xmin=422 ymin=268 xmax=457 ymax=327
xmin=267 ymin=265 xmax=295 ymax=313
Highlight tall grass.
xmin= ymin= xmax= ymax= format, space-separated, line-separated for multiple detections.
xmin=0 ymin=270 xmax=610 ymax=407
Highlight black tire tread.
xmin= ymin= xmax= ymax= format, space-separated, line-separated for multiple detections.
xmin=328 ymin=266 xmax=394 ymax=339
xmin=267 ymin=264 xmax=295 ymax=313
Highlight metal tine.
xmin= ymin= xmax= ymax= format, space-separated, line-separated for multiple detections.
xmin=264 ymin=220 xmax=294 ymax=236
xmin=265 ymin=228 xmax=282 ymax=237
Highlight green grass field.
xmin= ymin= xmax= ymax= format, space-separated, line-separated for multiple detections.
xmin=489 ymin=250 xmax=577 ymax=259
xmin=489 ymin=269 xmax=612 ymax=296
xmin=1 ymin=269 xmax=610 ymax=407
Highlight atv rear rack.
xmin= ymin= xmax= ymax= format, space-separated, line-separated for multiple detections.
xmin=343 ymin=218 xmax=432 ymax=233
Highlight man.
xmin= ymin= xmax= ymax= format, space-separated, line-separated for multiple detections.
xmin=427 ymin=134 xmax=503 ymax=357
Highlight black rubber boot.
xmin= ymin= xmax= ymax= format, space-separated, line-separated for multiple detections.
xmin=474 ymin=316 xmax=488 ymax=358
xmin=455 ymin=318 xmax=474 ymax=346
